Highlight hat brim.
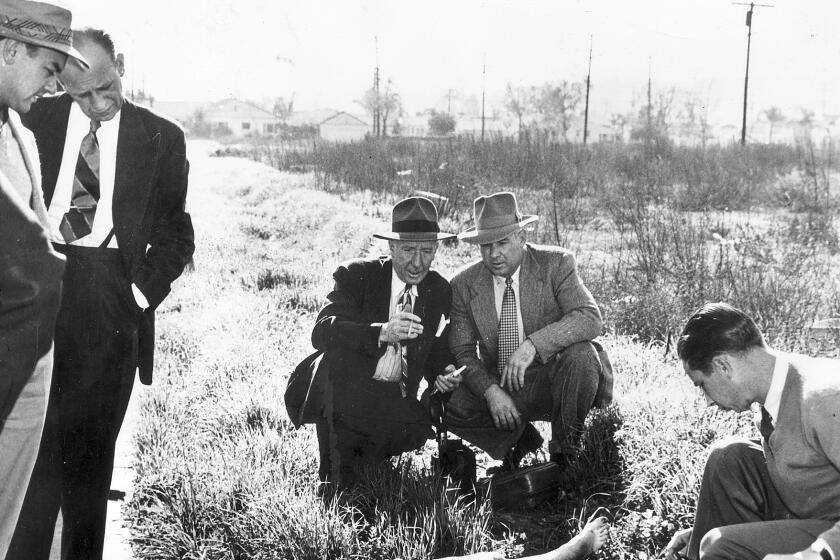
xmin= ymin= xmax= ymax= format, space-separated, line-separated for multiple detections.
xmin=458 ymin=215 xmax=539 ymax=244
xmin=0 ymin=32 xmax=90 ymax=69
xmin=373 ymin=231 xmax=457 ymax=241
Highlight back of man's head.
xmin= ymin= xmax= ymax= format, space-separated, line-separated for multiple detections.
xmin=677 ymin=302 xmax=765 ymax=374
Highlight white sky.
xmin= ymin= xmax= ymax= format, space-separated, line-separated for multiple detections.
xmin=66 ymin=0 xmax=839 ymax=126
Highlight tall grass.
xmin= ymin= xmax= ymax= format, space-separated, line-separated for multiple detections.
xmin=127 ymin=144 xmax=840 ymax=560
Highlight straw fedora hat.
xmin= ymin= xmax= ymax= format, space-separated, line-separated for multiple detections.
xmin=373 ymin=196 xmax=456 ymax=241
xmin=459 ymin=192 xmax=538 ymax=244
xmin=0 ymin=0 xmax=88 ymax=67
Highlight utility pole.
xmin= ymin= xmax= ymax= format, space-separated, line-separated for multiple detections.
xmin=733 ymin=2 xmax=773 ymax=145
xmin=481 ymin=58 xmax=486 ymax=142
xmin=373 ymin=36 xmax=380 ymax=137
xmin=583 ymin=35 xmax=593 ymax=145
xmin=447 ymin=88 xmax=452 ymax=114
xmin=646 ymin=56 xmax=652 ymax=151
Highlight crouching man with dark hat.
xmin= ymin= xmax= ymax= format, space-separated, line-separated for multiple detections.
xmin=444 ymin=192 xmax=611 ymax=473
xmin=288 ymin=197 xmax=461 ymax=486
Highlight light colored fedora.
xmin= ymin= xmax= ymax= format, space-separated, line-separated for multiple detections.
xmin=0 ymin=0 xmax=88 ymax=67
xmin=459 ymin=191 xmax=538 ymax=244
xmin=373 ymin=196 xmax=456 ymax=241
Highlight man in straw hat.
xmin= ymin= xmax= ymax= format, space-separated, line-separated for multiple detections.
xmin=445 ymin=191 xmax=608 ymax=472
xmin=298 ymin=196 xmax=461 ymax=486
xmin=8 ymin=27 xmax=194 ymax=560
xmin=0 ymin=0 xmax=87 ymax=555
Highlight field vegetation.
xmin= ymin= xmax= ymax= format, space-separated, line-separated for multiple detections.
xmin=125 ymin=138 xmax=840 ymax=559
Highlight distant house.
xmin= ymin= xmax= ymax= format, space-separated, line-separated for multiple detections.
xmin=153 ymin=101 xmax=208 ymax=127
xmin=456 ymin=116 xmax=513 ymax=139
xmin=319 ymin=112 xmax=369 ymax=142
xmin=204 ymin=98 xmax=282 ymax=137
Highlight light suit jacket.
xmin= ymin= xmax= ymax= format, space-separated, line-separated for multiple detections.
xmin=0 ymin=110 xmax=64 ymax=419
xmin=449 ymin=243 xmax=602 ymax=398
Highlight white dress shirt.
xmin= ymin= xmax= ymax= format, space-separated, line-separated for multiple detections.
xmin=389 ymin=269 xmax=419 ymax=316
xmin=47 ymin=102 xmax=121 ymax=248
xmin=759 ymin=351 xmax=789 ymax=427
xmin=492 ymin=267 xmax=525 ymax=344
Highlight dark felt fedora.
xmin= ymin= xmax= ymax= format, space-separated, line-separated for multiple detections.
xmin=459 ymin=191 xmax=538 ymax=244
xmin=373 ymin=196 xmax=455 ymax=241
xmin=0 ymin=0 xmax=88 ymax=67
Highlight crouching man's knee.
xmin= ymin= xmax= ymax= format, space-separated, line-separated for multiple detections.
xmin=699 ymin=526 xmax=754 ymax=560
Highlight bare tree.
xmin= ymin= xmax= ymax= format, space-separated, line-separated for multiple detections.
xmin=503 ymin=83 xmax=531 ymax=141
xmin=678 ymin=94 xmax=712 ymax=148
xmin=358 ymin=79 xmax=402 ymax=137
xmin=763 ymin=106 xmax=785 ymax=143
xmin=534 ymin=80 xmax=584 ymax=142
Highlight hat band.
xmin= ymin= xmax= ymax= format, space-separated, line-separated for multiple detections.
xmin=393 ymin=219 xmax=440 ymax=233
xmin=0 ymin=17 xmax=72 ymax=47
xmin=476 ymin=213 xmax=522 ymax=230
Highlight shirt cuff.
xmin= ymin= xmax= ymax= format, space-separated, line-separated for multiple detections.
xmin=812 ymin=538 xmax=835 ymax=560
xmin=131 ymin=283 xmax=149 ymax=310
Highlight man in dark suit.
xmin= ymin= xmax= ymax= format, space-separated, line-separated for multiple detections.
xmin=662 ymin=303 xmax=840 ymax=560
xmin=305 ymin=196 xmax=460 ymax=486
xmin=9 ymin=28 xmax=194 ymax=560
xmin=445 ymin=192 xmax=606 ymax=472
xmin=0 ymin=1 xmax=87 ymax=554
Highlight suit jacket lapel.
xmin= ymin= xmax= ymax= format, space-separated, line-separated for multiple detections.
xmin=7 ymin=111 xmax=49 ymax=228
xmin=519 ymin=246 xmax=544 ymax=336
xmin=112 ymin=100 xmax=156 ymax=248
xmin=470 ymin=266 xmax=498 ymax=357
xmin=372 ymin=258 xmax=393 ymax=322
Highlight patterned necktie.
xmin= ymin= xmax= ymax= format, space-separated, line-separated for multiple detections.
xmin=759 ymin=406 xmax=774 ymax=445
xmin=397 ymin=286 xmax=413 ymax=398
xmin=497 ymin=277 xmax=519 ymax=373
xmin=60 ymin=119 xmax=101 ymax=243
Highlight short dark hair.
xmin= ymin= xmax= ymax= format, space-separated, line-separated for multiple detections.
xmin=677 ymin=302 xmax=765 ymax=374
xmin=72 ymin=28 xmax=116 ymax=62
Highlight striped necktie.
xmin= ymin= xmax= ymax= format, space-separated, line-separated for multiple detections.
xmin=60 ymin=119 xmax=101 ymax=243
xmin=497 ymin=277 xmax=519 ymax=374
xmin=397 ymin=286 xmax=413 ymax=398
xmin=759 ymin=406 xmax=774 ymax=445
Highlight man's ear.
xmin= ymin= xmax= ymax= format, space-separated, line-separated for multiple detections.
xmin=115 ymin=53 xmax=125 ymax=76
xmin=1 ymin=38 xmax=20 ymax=66
xmin=710 ymin=354 xmax=731 ymax=378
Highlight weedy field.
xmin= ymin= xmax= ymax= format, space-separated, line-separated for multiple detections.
xmin=125 ymin=139 xmax=839 ymax=560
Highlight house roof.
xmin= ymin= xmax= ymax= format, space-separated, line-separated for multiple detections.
xmin=287 ymin=108 xmax=342 ymax=126
xmin=320 ymin=111 xmax=369 ymax=126
xmin=205 ymin=98 xmax=277 ymax=120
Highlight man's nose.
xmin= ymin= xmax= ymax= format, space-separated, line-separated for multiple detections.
xmin=410 ymin=252 xmax=423 ymax=267
xmin=44 ymin=76 xmax=58 ymax=94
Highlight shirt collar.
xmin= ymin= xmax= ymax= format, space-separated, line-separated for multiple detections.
xmin=390 ymin=267 xmax=419 ymax=299
xmin=493 ymin=265 xmax=521 ymax=288
xmin=69 ymin=101 xmax=121 ymax=136
xmin=763 ymin=351 xmax=788 ymax=424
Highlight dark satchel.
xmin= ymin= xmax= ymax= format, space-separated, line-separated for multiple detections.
xmin=429 ymin=393 xmax=476 ymax=493
xmin=284 ymin=351 xmax=325 ymax=428
xmin=591 ymin=340 xmax=614 ymax=408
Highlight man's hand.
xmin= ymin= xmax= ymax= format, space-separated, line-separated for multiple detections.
xmin=484 ymin=384 xmax=521 ymax=431
xmin=501 ymin=338 xmax=537 ymax=392
xmin=379 ymin=311 xmax=423 ymax=344
xmin=434 ymin=364 xmax=464 ymax=393
xmin=660 ymin=528 xmax=691 ymax=560
xmin=764 ymin=551 xmax=821 ymax=560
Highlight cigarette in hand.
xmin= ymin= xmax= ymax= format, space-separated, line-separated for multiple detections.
xmin=407 ymin=319 xmax=413 ymax=336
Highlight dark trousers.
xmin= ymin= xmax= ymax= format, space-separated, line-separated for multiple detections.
xmin=689 ymin=437 xmax=833 ymax=560
xmin=9 ymin=244 xmax=139 ymax=560
xmin=444 ymin=341 xmax=600 ymax=460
